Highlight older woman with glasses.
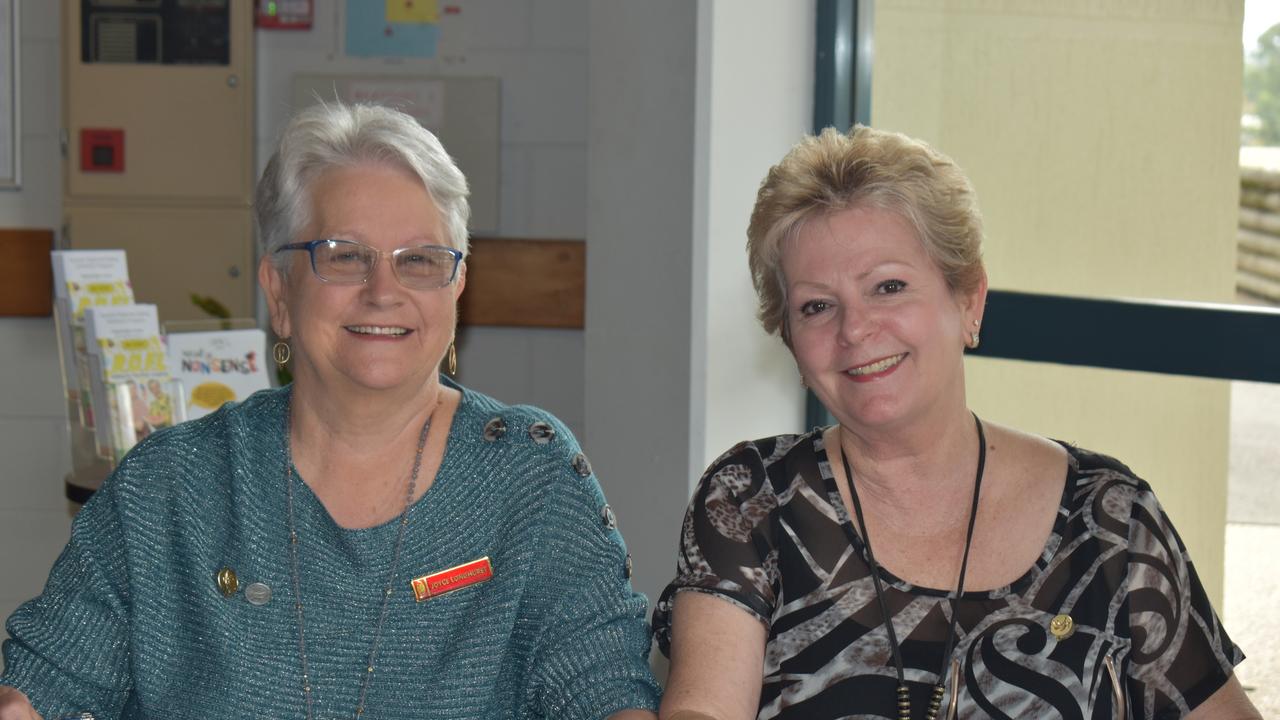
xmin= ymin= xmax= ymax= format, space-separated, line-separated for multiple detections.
xmin=0 ymin=102 xmax=659 ymax=720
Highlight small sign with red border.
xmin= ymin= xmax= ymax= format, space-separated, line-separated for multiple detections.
xmin=80 ymin=129 xmax=124 ymax=173
xmin=256 ymin=0 xmax=314 ymax=30
xmin=411 ymin=557 xmax=493 ymax=601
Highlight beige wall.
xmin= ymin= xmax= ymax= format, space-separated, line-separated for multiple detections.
xmin=872 ymin=0 xmax=1243 ymax=604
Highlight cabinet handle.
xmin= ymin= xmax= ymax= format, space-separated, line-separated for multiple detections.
xmin=228 ymin=265 xmax=240 ymax=278
xmin=227 ymin=74 xmax=239 ymax=88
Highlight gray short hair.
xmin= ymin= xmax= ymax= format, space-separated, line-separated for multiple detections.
xmin=255 ymin=102 xmax=471 ymax=269
xmin=747 ymin=125 xmax=985 ymax=338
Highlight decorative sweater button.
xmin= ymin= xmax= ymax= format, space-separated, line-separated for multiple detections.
xmin=572 ymin=452 xmax=592 ymax=477
xmin=483 ymin=417 xmax=507 ymax=441
xmin=601 ymin=504 xmax=616 ymax=529
xmin=528 ymin=421 xmax=556 ymax=444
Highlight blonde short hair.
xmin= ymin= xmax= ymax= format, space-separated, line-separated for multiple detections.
xmin=746 ymin=125 xmax=985 ymax=337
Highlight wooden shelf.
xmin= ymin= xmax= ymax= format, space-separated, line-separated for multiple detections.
xmin=0 ymin=229 xmax=54 ymax=316
xmin=459 ymin=237 xmax=584 ymax=329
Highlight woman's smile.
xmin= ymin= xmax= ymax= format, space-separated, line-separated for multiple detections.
xmin=844 ymin=352 xmax=907 ymax=381
xmin=345 ymin=324 xmax=412 ymax=337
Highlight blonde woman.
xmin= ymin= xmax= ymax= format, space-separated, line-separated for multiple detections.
xmin=655 ymin=126 xmax=1258 ymax=720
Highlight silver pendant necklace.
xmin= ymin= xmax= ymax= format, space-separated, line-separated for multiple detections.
xmin=284 ymin=406 xmax=432 ymax=720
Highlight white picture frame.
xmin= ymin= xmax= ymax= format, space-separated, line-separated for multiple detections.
xmin=0 ymin=0 xmax=20 ymax=190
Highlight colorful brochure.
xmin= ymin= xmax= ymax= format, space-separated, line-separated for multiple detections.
xmin=166 ymin=329 xmax=270 ymax=420
xmin=51 ymin=250 xmax=134 ymax=429
xmin=83 ymin=304 xmax=181 ymax=461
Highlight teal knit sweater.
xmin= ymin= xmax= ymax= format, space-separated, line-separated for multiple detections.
xmin=2 ymin=384 xmax=660 ymax=719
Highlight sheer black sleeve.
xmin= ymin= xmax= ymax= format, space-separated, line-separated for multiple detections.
xmin=652 ymin=440 xmax=782 ymax=656
xmin=1123 ymin=483 xmax=1244 ymax=719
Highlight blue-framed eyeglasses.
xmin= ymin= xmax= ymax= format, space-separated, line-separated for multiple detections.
xmin=276 ymin=239 xmax=463 ymax=290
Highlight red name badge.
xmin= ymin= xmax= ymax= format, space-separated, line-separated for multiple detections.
xmin=411 ymin=557 xmax=493 ymax=601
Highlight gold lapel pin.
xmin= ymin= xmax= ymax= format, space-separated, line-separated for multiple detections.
xmin=216 ymin=567 xmax=239 ymax=598
xmin=1049 ymin=613 xmax=1075 ymax=640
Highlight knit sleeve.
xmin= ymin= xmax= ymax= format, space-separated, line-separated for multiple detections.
xmin=1 ymin=482 xmax=133 ymax=719
xmin=1123 ymin=483 xmax=1243 ymax=719
xmin=523 ymin=428 xmax=661 ymax=718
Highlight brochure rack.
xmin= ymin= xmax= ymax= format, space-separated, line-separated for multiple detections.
xmin=52 ymin=252 xmax=269 ymax=502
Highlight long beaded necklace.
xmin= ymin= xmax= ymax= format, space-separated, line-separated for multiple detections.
xmin=839 ymin=414 xmax=986 ymax=720
xmin=284 ymin=406 xmax=433 ymax=720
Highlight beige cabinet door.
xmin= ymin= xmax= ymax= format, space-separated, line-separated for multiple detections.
xmin=63 ymin=0 xmax=256 ymax=325
xmin=63 ymin=0 xmax=254 ymax=204
xmin=66 ymin=205 xmax=254 ymax=322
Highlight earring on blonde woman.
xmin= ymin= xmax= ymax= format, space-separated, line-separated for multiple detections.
xmin=273 ymin=341 xmax=291 ymax=370
xmin=447 ymin=342 xmax=457 ymax=375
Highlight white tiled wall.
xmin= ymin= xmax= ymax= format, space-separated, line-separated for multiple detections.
xmin=455 ymin=326 xmax=585 ymax=432
xmin=0 ymin=318 xmax=73 ymax=641
xmin=0 ymin=1 xmax=69 ymax=644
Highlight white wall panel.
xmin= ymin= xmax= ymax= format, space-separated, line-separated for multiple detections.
xmin=531 ymin=0 xmax=588 ymax=51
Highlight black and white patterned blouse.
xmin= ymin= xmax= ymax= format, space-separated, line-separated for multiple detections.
xmin=653 ymin=430 xmax=1243 ymax=719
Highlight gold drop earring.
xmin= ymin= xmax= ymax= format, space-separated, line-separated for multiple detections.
xmin=273 ymin=340 xmax=291 ymax=370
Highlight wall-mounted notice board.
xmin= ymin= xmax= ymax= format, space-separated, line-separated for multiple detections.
xmin=292 ymin=74 xmax=500 ymax=232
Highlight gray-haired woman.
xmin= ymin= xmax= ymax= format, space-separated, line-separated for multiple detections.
xmin=0 ymin=102 xmax=659 ymax=720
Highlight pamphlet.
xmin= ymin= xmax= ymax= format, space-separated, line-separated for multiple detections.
xmin=83 ymin=304 xmax=180 ymax=461
xmin=51 ymin=250 xmax=134 ymax=429
xmin=166 ymin=329 xmax=270 ymax=420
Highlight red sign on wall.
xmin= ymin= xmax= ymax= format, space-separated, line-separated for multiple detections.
xmin=255 ymin=0 xmax=314 ymax=30
xmin=80 ymin=129 xmax=125 ymax=173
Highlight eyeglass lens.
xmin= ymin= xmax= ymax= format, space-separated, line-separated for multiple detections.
xmin=312 ymin=240 xmax=456 ymax=289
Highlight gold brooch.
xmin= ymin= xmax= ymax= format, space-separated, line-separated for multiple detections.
xmin=216 ymin=567 xmax=239 ymax=598
xmin=1049 ymin=613 xmax=1075 ymax=640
